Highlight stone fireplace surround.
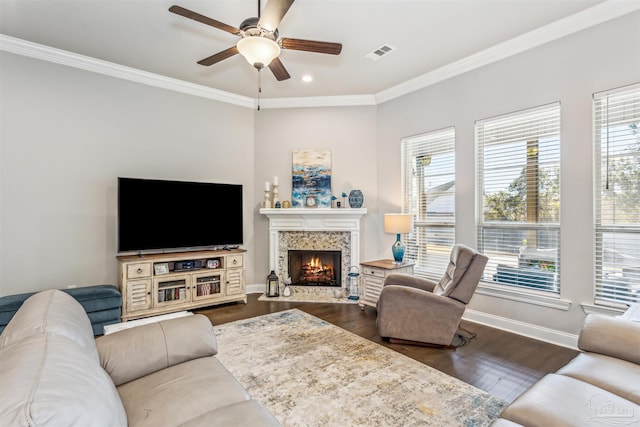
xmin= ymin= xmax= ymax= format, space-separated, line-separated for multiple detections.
xmin=259 ymin=208 xmax=367 ymax=296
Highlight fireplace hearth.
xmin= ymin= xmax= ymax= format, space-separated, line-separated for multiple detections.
xmin=288 ymin=250 xmax=341 ymax=287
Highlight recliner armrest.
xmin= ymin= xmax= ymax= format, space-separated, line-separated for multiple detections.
xmin=383 ymin=273 xmax=438 ymax=293
xmin=578 ymin=314 xmax=640 ymax=365
xmin=377 ymin=285 xmax=465 ymax=345
xmin=96 ymin=314 xmax=218 ymax=386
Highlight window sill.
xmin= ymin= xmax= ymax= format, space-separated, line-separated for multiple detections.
xmin=476 ymin=281 xmax=571 ymax=311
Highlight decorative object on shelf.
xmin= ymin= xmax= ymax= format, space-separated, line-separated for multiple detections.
xmin=331 ymin=195 xmax=338 ymax=208
xmin=347 ymin=266 xmax=360 ymax=300
xmin=283 ymin=277 xmax=292 ymax=297
xmin=263 ymin=181 xmax=271 ymax=208
xmin=275 ymin=201 xmax=282 ymax=208
xmin=266 ymin=270 xmax=279 ymax=297
xmin=384 ymin=213 xmax=414 ymax=264
xmin=282 ymin=200 xmax=291 ymax=208
xmin=206 ymin=259 xmax=220 ymax=269
xmin=348 ymin=190 xmax=364 ymax=208
xmin=305 ymin=194 xmax=318 ymax=208
xmin=272 ymin=176 xmax=279 ymax=208
xmin=292 ymin=149 xmax=332 ymax=208
xmin=341 ymin=192 xmax=348 ymax=208
xmin=154 ymin=263 xmax=170 ymax=275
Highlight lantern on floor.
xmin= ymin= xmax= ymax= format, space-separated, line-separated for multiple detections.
xmin=347 ymin=266 xmax=360 ymax=300
xmin=266 ymin=270 xmax=279 ymax=297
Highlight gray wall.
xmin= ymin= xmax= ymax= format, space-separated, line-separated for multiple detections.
xmin=253 ymin=106 xmax=379 ymax=280
xmin=0 ymin=52 xmax=255 ymax=295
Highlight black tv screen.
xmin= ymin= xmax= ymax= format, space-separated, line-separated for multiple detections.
xmin=118 ymin=177 xmax=243 ymax=253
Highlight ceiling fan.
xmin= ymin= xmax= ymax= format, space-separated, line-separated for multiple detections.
xmin=169 ymin=0 xmax=343 ymax=81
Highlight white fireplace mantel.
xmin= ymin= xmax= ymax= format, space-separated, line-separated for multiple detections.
xmin=259 ymin=208 xmax=367 ymax=272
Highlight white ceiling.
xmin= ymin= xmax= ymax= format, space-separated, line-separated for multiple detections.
xmin=0 ymin=0 xmax=634 ymax=102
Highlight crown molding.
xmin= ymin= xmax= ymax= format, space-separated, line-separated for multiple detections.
xmin=259 ymin=94 xmax=376 ymax=109
xmin=374 ymin=0 xmax=640 ymax=104
xmin=1 ymin=1 xmax=638 ymax=109
xmin=0 ymin=34 xmax=255 ymax=109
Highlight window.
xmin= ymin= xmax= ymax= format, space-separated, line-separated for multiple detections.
xmin=476 ymin=103 xmax=561 ymax=293
xmin=594 ymin=84 xmax=640 ymax=306
xmin=401 ymin=127 xmax=455 ymax=276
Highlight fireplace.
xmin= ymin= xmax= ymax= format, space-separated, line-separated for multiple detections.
xmin=288 ymin=250 xmax=341 ymax=287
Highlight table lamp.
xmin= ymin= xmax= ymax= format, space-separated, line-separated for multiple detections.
xmin=384 ymin=214 xmax=413 ymax=264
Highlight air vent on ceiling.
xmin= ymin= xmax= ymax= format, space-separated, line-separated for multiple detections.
xmin=365 ymin=44 xmax=397 ymax=61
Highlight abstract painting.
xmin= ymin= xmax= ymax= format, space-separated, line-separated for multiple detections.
xmin=292 ymin=149 xmax=332 ymax=208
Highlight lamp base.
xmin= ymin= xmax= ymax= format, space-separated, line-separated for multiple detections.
xmin=391 ymin=234 xmax=406 ymax=264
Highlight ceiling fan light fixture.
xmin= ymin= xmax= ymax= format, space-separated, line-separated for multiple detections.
xmin=237 ymin=36 xmax=281 ymax=70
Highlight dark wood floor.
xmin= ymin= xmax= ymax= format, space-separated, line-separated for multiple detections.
xmin=195 ymin=294 xmax=579 ymax=403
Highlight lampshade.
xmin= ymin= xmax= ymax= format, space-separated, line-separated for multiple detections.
xmin=384 ymin=214 xmax=413 ymax=234
xmin=236 ymin=36 xmax=280 ymax=70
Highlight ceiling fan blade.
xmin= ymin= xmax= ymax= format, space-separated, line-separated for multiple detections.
xmin=280 ymin=38 xmax=342 ymax=55
xmin=197 ymin=46 xmax=239 ymax=66
xmin=169 ymin=5 xmax=240 ymax=35
xmin=268 ymin=57 xmax=291 ymax=81
xmin=259 ymin=0 xmax=295 ymax=32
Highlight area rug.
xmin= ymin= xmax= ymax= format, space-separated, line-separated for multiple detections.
xmin=213 ymin=309 xmax=507 ymax=426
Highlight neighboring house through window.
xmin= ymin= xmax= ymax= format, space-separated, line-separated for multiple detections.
xmin=476 ymin=103 xmax=561 ymax=293
xmin=594 ymin=84 xmax=640 ymax=306
xmin=401 ymin=127 xmax=455 ymax=276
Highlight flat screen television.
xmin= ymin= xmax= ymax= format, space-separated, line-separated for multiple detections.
xmin=118 ymin=177 xmax=243 ymax=253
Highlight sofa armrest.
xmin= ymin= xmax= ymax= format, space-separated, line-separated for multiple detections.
xmin=96 ymin=314 xmax=217 ymax=386
xmin=578 ymin=314 xmax=640 ymax=365
xmin=383 ymin=273 xmax=438 ymax=293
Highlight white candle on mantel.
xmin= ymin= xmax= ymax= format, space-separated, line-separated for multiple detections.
xmin=273 ymin=176 xmax=278 ymax=186
xmin=265 ymin=181 xmax=270 ymax=191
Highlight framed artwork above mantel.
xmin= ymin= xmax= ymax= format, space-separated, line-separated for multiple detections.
xmin=292 ymin=149 xmax=332 ymax=208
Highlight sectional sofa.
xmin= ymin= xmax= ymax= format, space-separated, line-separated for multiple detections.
xmin=0 ymin=289 xmax=281 ymax=426
xmin=491 ymin=310 xmax=640 ymax=426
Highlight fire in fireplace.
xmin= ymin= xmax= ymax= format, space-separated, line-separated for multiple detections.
xmin=288 ymin=250 xmax=341 ymax=287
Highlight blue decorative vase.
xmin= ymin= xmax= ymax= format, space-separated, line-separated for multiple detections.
xmin=348 ymin=190 xmax=364 ymax=208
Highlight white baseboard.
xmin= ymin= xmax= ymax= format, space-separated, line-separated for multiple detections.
xmin=463 ymin=308 xmax=579 ymax=349
xmin=246 ymin=283 xmax=265 ymax=295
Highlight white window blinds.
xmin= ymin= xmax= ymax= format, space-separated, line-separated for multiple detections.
xmin=594 ymin=84 xmax=640 ymax=306
xmin=476 ymin=103 xmax=561 ymax=293
xmin=401 ymin=127 xmax=455 ymax=276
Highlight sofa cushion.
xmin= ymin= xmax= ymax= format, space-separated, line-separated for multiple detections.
xmin=64 ymin=284 xmax=121 ymax=312
xmin=179 ymin=399 xmax=282 ymax=427
xmin=117 ymin=356 xmax=251 ymax=427
xmin=578 ymin=314 xmax=640 ymax=365
xmin=96 ymin=314 xmax=218 ymax=386
xmin=0 ymin=290 xmax=98 ymax=362
xmin=500 ymin=374 xmax=639 ymax=427
xmin=490 ymin=419 xmax=524 ymax=427
xmin=556 ymin=352 xmax=640 ymax=404
xmin=0 ymin=333 xmax=127 ymax=427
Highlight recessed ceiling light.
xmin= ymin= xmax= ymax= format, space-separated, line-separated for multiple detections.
xmin=301 ymin=74 xmax=313 ymax=83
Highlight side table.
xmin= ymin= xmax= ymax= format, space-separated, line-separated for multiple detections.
xmin=359 ymin=259 xmax=414 ymax=309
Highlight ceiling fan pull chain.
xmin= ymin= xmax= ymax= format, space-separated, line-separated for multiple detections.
xmin=257 ymin=69 xmax=262 ymax=111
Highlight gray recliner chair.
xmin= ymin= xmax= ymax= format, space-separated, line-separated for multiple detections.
xmin=376 ymin=244 xmax=488 ymax=347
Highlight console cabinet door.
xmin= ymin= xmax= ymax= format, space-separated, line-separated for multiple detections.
xmin=126 ymin=279 xmax=152 ymax=312
xmin=154 ymin=274 xmax=192 ymax=307
xmin=192 ymin=271 xmax=224 ymax=302
xmin=226 ymin=268 xmax=245 ymax=296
